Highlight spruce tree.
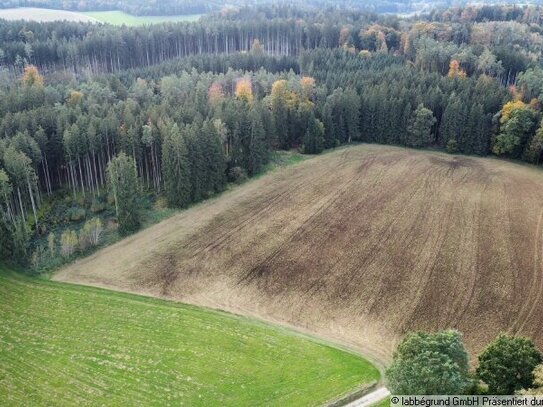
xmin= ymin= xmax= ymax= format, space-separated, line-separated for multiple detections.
xmin=186 ymin=124 xmax=206 ymax=203
xmin=0 ymin=215 xmax=14 ymax=261
xmin=407 ymin=104 xmax=437 ymax=148
xmin=303 ymin=113 xmax=325 ymax=154
xmin=247 ymin=103 xmax=269 ymax=176
xmin=161 ymin=123 xmax=191 ymax=208
xmin=107 ymin=153 xmax=141 ymax=235
xmin=201 ymin=120 xmax=226 ymax=194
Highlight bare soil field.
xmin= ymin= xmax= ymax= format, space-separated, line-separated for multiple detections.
xmin=0 ymin=8 xmax=98 ymax=23
xmin=55 ymin=144 xmax=543 ymax=363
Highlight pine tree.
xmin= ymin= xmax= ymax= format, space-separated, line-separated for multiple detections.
xmin=439 ymin=94 xmax=464 ymax=147
xmin=161 ymin=123 xmax=191 ymax=208
xmin=186 ymin=124 xmax=206 ymax=203
xmin=303 ymin=113 xmax=325 ymax=154
xmin=270 ymin=80 xmax=290 ymax=149
xmin=247 ymin=103 xmax=269 ymax=176
xmin=107 ymin=153 xmax=141 ymax=235
xmin=201 ymin=120 xmax=226 ymax=194
xmin=0 ymin=215 xmax=14 ymax=261
xmin=407 ymin=104 xmax=437 ymax=148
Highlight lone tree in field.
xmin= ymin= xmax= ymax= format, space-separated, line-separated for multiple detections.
xmin=386 ymin=330 xmax=471 ymax=394
xmin=477 ymin=334 xmax=542 ymax=395
xmin=107 ymin=153 xmax=141 ymax=235
xmin=407 ymin=104 xmax=437 ymax=148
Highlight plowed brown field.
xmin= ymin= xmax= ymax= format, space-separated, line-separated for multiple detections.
xmin=54 ymin=144 xmax=543 ymax=363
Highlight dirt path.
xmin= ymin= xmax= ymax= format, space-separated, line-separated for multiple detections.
xmin=343 ymin=387 xmax=391 ymax=407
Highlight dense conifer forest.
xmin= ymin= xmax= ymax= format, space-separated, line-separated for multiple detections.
xmin=2 ymin=4 xmax=543 ymax=270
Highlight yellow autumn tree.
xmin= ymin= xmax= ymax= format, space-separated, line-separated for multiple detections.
xmin=529 ymin=98 xmax=541 ymax=112
xmin=447 ymin=60 xmax=467 ymax=78
xmin=271 ymin=79 xmax=290 ymax=107
xmin=67 ymin=90 xmax=84 ymax=107
xmin=21 ymin=65 xmax=44 ymax=88
xmin=301 ymin=76 xmax=316 ymax=98
xmin=500 ymin=100 xmax=527 ymax=124
xmin=235 ymin=78 xmax=253 ymax=103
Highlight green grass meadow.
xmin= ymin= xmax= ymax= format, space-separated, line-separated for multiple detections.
xmin=372 ymin=397 xmax=391 ymax=406
xmin=84 ymin=11 xmax=203 ymax=26
xmin=0 ymin=266 xmax=379 ymax=406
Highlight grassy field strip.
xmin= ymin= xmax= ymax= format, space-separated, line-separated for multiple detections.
xmin=0 ymin=267 xmax=379 ymax=406
xmin=83 ymin=11 xmax=203 ymax=26
xmin=0 ymin=8 xmax=98 ymax=23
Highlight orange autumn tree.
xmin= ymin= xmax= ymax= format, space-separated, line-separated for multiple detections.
xmin=21 ymin=65 xmax=44 ymax=88
xmin=235 ymin=78 xmax=253 ymax=103
xmin=339 ymin=27 xmax=351 ymax=47
xmin=447 ymin=60 xmax=467 ymax=78
xmin=208 ymin=81 xmax=225 ymax=106
xmin=301 ymin=76 xmax=316 ymax=100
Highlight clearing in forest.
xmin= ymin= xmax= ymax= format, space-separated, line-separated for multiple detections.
xmin=0 ymin=267 xmax=378 ymax=406
xmin=82 ymin=11 xmax=203 ymax=26
xmin=55 ymin=144 xmax=543 ymax=361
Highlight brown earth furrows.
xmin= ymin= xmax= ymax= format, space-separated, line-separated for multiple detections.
xmin=512 ymin=207 xmax=543 ymax=334
xmin=54 ymin=145 xmax=543 ymax=363
xmin=239 ymin=157 xmax=377 ymax=285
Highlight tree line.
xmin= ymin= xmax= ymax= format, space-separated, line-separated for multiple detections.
xmin=1 ymin=4 xmax=542 ymax=76
xmin=2 ymin=4 xmax=543 ymax=266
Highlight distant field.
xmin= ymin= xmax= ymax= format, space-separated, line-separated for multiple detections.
xmin=0 ymin=266 xmax=379 ymax=406
xmin=0 ymin=8 xmax=98 ymax=23
xmin=56 ymin=144 xmax=543 ymax=361
xmin=83 ymin=11 xmax=203 ymax=26
xmin=0 ymin=8 xmax=202 ymax=25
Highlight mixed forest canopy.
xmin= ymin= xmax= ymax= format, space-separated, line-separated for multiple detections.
xmin=2 ymin=4 xmax=543 ymax=269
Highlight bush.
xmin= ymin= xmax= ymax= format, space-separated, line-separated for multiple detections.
xmin=47 ymin=232 xmax=56 ymax=256
xmin=90 ymin=199 xmax=106 ymax=214
xmin=80 ymin=218 xmax=104 ymax=248
xmin=66 ymin=207 xmax=86 ymax=222
xmin=477 ymin=334 xmax=542 ymax=395
xmin=446 ymin=138 xmax=459 ymax=154
xmin=228 ymin=166 xmax=248 ymax=184
xmin=386 ymin=330 xmax=471 ymax=395
xmin=60 ymin=230 xmax=78 ymax=257
xmin=31 ymin=245 xmax=47 ymax=270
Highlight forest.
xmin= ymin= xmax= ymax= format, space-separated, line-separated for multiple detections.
xmin=2 ymin=4 xmax=543 ymax=270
